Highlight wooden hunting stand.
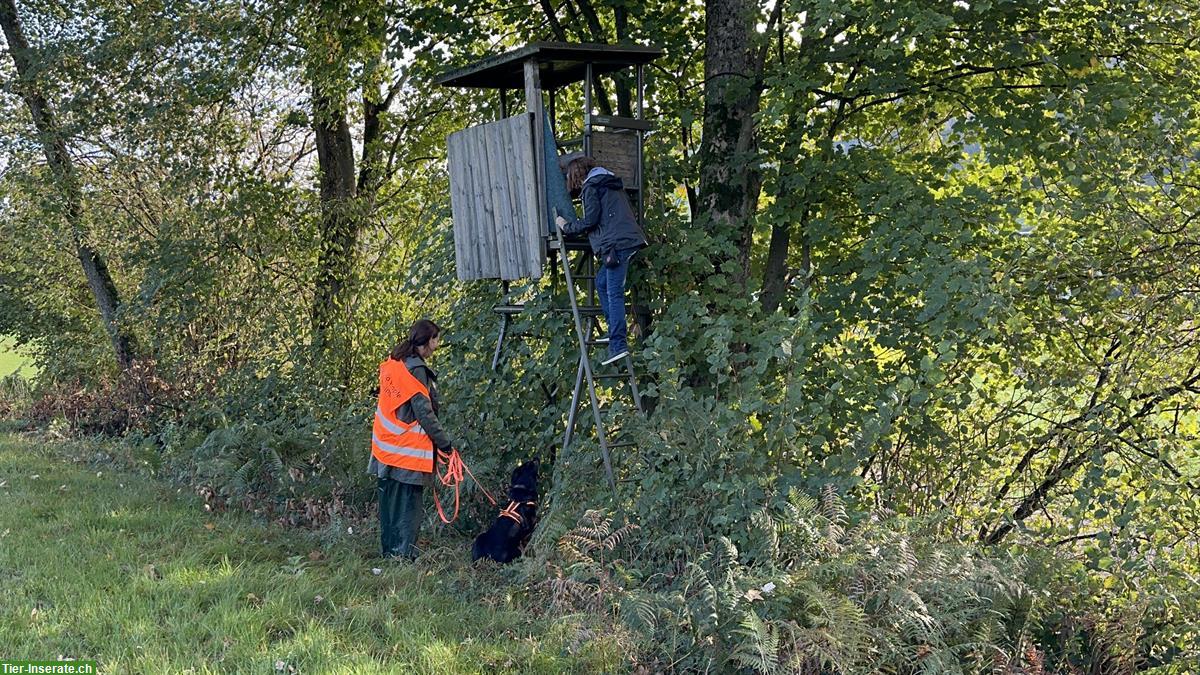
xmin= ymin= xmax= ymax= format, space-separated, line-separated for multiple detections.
xmin=437 ymin=42 xmax=663 ymax=496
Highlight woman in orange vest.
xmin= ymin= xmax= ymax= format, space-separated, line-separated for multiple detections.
xmin=368 ymin=319 xmax=454 ymax=559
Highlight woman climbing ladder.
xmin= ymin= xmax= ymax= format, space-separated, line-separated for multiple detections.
xmin=556 ymin=156 xmax=648 ymax=365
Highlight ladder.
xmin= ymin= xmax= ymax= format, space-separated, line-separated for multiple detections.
xmin=550 ymin=218 xmax=644 ymax=498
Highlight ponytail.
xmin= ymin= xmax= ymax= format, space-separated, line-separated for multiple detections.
xmin=390 ymin=319 xmax=441 ymax=361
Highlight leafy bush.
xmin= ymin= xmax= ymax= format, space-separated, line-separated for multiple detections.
xmin=151 ymin=363 xmax=378 ymax=525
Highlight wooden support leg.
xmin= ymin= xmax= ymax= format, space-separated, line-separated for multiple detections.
xmin=491 ymin=313 xmax=510 ymax=372
xmin=562 ymin=355 xmax=585 ymax=453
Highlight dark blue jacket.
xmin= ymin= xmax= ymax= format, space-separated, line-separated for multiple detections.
xmin=562 ymin=170 xmax=648 ymax=255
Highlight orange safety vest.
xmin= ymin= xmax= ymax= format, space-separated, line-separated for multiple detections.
xmin=371 ymin=358 xmax=435 ymax=473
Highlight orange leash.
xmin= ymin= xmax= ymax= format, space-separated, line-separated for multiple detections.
xmin=433 ymin=448 xmax=498 ymax=524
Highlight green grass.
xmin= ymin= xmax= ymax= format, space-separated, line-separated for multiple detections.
xmin=0 ymin=338 xmax=37 ymax=379
xmin=0 ymin=433 xmax=627 ymax=674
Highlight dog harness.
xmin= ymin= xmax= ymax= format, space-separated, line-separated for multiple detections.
xmin=498 ymin=500 xmax=537 ymax=526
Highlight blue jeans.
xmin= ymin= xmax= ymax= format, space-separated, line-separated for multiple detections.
xmin=595 ymin=247 xmax=636 ymax=356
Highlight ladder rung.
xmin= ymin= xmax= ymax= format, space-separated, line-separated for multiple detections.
xmin=585 ymin=339 xmax=611 ymax=347
xmin=596 ymin=407 xmax=633 ymax=421
xmin=591 ymin=114 xmax=653 ymax=131
xmin=549 ymin=238 xmax=593 ymax=251
xmin=495 ymin=304 xmax=609 ymax=317
xmin=593 ymin=373 xmax=627 ymax=380
xmin=548 ymin=238 xmax=591 ymax=251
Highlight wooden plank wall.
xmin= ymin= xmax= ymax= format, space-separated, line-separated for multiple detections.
xmin=591 ymin=131 xmax=638 ymax=185
xmin=447 ymin=114 xmax=543 ymax=281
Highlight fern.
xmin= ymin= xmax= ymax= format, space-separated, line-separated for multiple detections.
xmin=619 ymin=592 xmax=660 ymax=633
xmin=232 ymin=457 xmax=256 ymax=495
xmin=263 ymin=445 xmax=284 ymax=486
xmin=543 ymin=510 xmax=640 ymax=618
xmin=819 ymin=484 xmax=847 ymax=543
xmin=732 ymin=610 xmax=781 ymax=674
xmin=535 ymin=484 xmax=1045 ymax=672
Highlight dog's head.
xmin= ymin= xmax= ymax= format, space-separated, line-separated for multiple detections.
xmin=509 ymin=459 xmax=539 ymax=501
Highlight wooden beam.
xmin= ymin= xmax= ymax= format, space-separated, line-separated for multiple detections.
xmin=525 ymin=59 xmax=548 ymax=272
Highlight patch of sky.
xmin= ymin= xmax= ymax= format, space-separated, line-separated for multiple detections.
xmin=1016 ymin=216 xmax=1034 ymax=237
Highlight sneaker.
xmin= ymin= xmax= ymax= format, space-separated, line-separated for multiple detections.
xmin=601 ymin=350 xmax=630 ymax=366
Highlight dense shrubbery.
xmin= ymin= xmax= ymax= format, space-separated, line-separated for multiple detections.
xmin=531 ymin=488 xmax=1195 ymax=673
xmin=5 ymin=209 xmax=1196 ymax=671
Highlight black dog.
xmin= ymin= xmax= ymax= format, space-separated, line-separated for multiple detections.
xmin=472 ymin=460 xmax=539 ymax=563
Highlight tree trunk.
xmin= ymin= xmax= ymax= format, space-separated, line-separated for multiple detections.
xmin=760 ymin=126 xmax=816 ymax=315
xmin=613 ymin=3 xmax=633 ymax=117
xmin=759 ymin=213 xmax=801 ymax=314
xmin=539 ymin=0 xmax=569 ymax=40
xmin=698 ymin=0 xmax=765 ymax=289
xmin=757 ymin=11 xmax=835 ymax=314
xmin=310 ymin=85 xmax=358 ymax=339
xmin=567 ymin=0 xmax=614 ymax=115
xmin=357 ymin=11 xmax=392 ymax=203
xmin=1 ymin=0 xmax=136 ymax=371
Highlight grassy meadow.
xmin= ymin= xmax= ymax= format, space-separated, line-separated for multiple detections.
xmin=0 ymin=433 xmax=626 ymax=674
xmin=0 ymin=338 xmax=36 ymax=379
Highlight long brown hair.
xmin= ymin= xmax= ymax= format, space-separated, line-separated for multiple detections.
xmin=390 ymin=319 xmax=441 ymax=361
xmin=565 ymin=156 xmax=597 ymax=194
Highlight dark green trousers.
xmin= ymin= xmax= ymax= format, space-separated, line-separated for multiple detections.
xmin=378 ymin=478 xmax=424 ymax=559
